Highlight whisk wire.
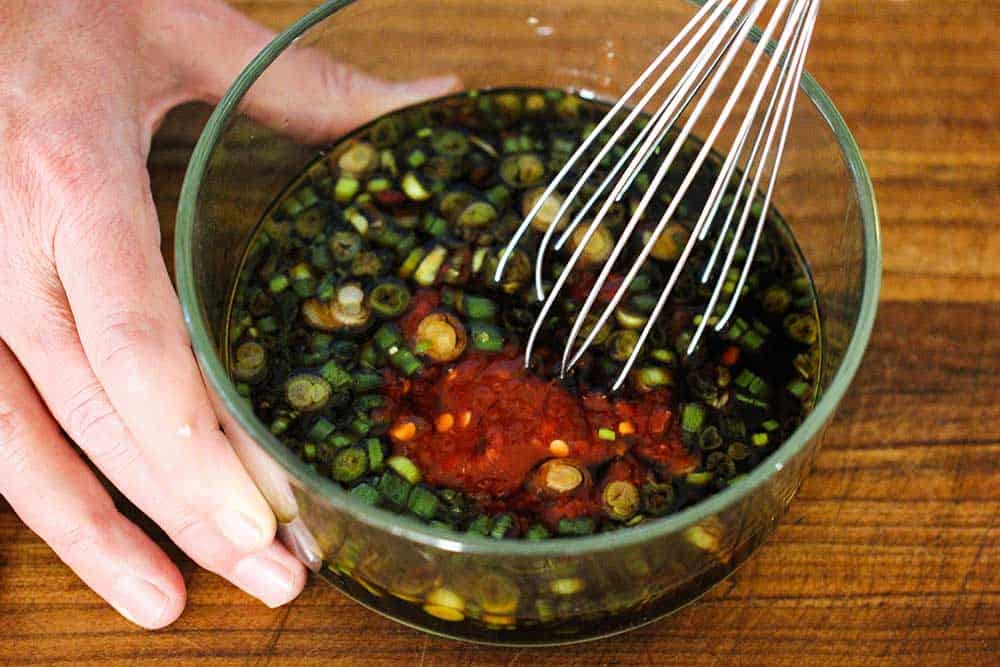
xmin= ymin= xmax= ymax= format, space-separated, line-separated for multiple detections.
xmin=688 ymin=0 xmax=818 ymax=353
xmin=562 ymin=0 xmax=780 ymax=379
xmin=493 ymin=0 xmax=727 ymax=286
xmin=521 ymin=1 xmax=759 ymax=368
xmin=495 ymin=0 xmax=821 ymax=390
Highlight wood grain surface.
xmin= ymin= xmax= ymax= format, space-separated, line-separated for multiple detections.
xmin=2 ymin=1 xmax=998 ymax=664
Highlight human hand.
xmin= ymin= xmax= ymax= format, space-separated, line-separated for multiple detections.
xmin=0 ymin=0 xmax=457 ymax=628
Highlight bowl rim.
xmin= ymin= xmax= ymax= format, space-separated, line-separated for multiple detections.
xmin=176 ymin=0 xmax=881 ymax=557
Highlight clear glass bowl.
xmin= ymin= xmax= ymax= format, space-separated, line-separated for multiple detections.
xmin=176 ymin=0 xmax=880 ymax=645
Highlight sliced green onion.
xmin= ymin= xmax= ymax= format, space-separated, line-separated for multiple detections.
xmin=318 ymin=361 xmax=353 ymax=393
xmin=286 ymin=374 xmax=332 ymax=412
xmin=351 ymin=483 xmax=380 ymax=505
xmin=415 ymin=312 xmax=467 ymax=362
xmin=469 ymin=322 xmax=505 ymax=352
xmin=557 ymin=517 xmax=595 ymax=537
xmin=387 ymin=455 xmax=422 ymax=484
xmin=640 ymin=482 xmax=674 ymax=516
xmin=415 ymin=245 xmax=448 ymax=286
xmin=332 ymin=447 xmax=369 ymax=483
xmin=603 ymin=481 xmax=639 ymax=521
xmin=233 ymin=341 xmax=266 ymax=383
xmin=682 ymin=403 xmax=706 ymax=433
xmin=401 ymin=171 xmax=432 ymax=201
xmin=377 ymin=471 xmax=412 ymax=508
xmin=525 ymin=524 xmax=551 ymax=541
xmin=369 ymin=280 xmax=412 ymax=319
xmin=407 ymin=487 xmax=440 ymax=520
xmin=308 ymin=418 xmax=336 ymax=443
xmin=490 ymin=513 xmax=515 ymax=539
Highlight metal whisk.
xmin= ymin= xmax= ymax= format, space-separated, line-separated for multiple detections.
xmin=495 ymin=0 xmax=820 ymax=391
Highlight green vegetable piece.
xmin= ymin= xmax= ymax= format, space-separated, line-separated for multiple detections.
xmin=329 ymin=231 xmax=362 ymax=264
xmin=387 ymin=455 xmax=422 ymax=484
xmin=414 ymin=245 xmax=448 ymax=286
xmin=607 ymin=330 xmax=639 ymax=362
xmin=334 ymin=176 xmax=360 ymax=203
xmin=353 ymin=371 xmax=384 ymax=393
xmin=268 ymin=274 xmax=289 ymax=293
xmin=490 ymin=513 xmax=515 ymax=539
xmin=308 ymin=418 xmax=336 ymax=443
xmin=350 ymin=483 xmax=380 ymax=505
xmin=640 ymin=482 xmax=675 ymax=516
xmin=557 ymin=517 xmax=595 ymax=536
xmin=469 ymin=322 xmax=505 ymax=352
xmin=432 ymin=129 xmax=469 ymax=156
xmin=286 ymin=374 xmax=332 ymax=412
xmin=682 ymin=403 xmax=706 ymax=433
xmin=499 ymin=153 xmax=546 ymax=188
xmin=467 ymin=515 xmax=491 ymax=536
xmin=603 ymin=480 xmax=639 ymax=521
xmin=525 ymin=524 xmax=551 ymax=541
xmin=233 ymin=341 xmax=266 ymax=383
xmin=402 ymin=171 xmax=432 ymax=201
xmin=366 ymin=438 xmax=385 ymax=472
xmin=332 ymin=447 xmax=369 ymax=483
xmin=408 ymin=487 xmax=440 ymax=520
xmin=784 ymin=312 xmax=819 ymax=345
xmin=698 ymin=425 xmax=724 ymax=451
xmin=369 ymin=280 xmax=412 ymax=319
xmin=319 ymin=361 xmax=353 ymax=392
xmin=457 ymin=201 xmax=498 ymax=228
xmin=377 ymin=471 xmax=412 ymax=508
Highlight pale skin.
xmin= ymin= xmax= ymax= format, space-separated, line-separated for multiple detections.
xmin=0 ymin=0 xmax=457 ymax=628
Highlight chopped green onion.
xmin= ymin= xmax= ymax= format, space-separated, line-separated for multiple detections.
xmin=308 ymin=418 xmax=336 ymax=443
xmin=469 ymin=322 xmax=505 ymax=352
xmin=318 ymin=361 xmax=353 ymax=392
xmin=603 ymin=480 xmax=639 ymax=521
xmin=286 ymin=374 xmax=332 ymax=412
xmin=331 ymin=447 xmax=369 ymax=483
xmin=377 ymin=471 xmax=412 ymax=508
xmin=415 ymin=245 xmax=448 ymax=286
xmin=369 ymin=280 xmax=411 ymax=319
xmin=351 ymin=483 xmax=380 ymax=505
xmin=490 ymin=514 xmax=515 ymax=539
xmin=682 ymin=403 xmax=706 ymax=433
xmin=557 ymin=517 xmax=595 ymax=536
xmin=268 ymin=274 xmax=289 ymax=293
xmin=408 ymin=487 xmax=440 ymax=520
xmin=525 ymin=524 xmax=551 ymax=541
xmin=467 ymin=515 xmax=491 ymax=536
xmin=387 ymin=455 xmax=422 ymax=484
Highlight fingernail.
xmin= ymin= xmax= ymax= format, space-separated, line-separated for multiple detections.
xmin=111 ymin=576 xmax=170 ymax=628
xmin=215 ymin=509 xmax=266 ymax=552
xmin=232 ymin=554 xmax=298 ymax=608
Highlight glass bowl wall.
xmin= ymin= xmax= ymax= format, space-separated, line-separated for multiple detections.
xmin=176 ymin=0 xmax=880 ymax=645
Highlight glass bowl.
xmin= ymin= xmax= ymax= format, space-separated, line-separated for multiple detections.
xmin=176 ymin=0 xmax=880 ymax=645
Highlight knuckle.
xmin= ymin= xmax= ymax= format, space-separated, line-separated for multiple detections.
xmin=62 ymin=382 xmax=139 ymax=475
xmin=49 ymin=504 xmax=117 ymax=564
xmin=319 ymin=59 xmax=357 ymax=99
xmin=91 ymin=311 xmax=160 ymax=373
xmin=0 ymin=401 xmax=31 ymax=475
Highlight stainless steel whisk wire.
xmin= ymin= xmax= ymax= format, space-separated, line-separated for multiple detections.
xmin=494 ymin=0 xmax=821 ymax=391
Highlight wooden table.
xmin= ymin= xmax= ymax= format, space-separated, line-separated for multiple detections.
xmin=2 ymin=1 xmax=998 ymax=664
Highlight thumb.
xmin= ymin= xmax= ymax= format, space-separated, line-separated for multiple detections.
xmin=158 ymin=1 xmax=461 ymax=143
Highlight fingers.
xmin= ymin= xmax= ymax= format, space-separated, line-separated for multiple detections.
xmin=151 ymin=0 xmax=460 ymax=142
xmin=2 ymin=280 xmax=306 ymax=609
xmin=0 ymin=339 xmax=185 ymax=629
xmin=45 ymin=155 xmax=305 ymax=606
